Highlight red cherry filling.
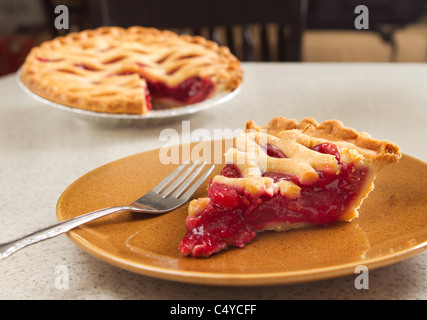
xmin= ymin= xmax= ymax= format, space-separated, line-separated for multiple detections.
xmin=220 ymin=163 xmax=242 ymax=178
xmin=36 ymin=57 xmax=63 ymax=63
xmin=311 ymin=143 xmax=340 ymax=161
xmin=143 ymin=86 xmax=152 ymax=111
xmin=262 ymin=143 xmax=288 ymax=158
xmin=114 ymin=63 xmax=215 ymax=106
xmin=113 ymin=73 xmax=215 ymax=109
xmin=74 ymin=64 xmax=100 ymax=71
xmin=146 ymin=76 xmax=215 ymax=106
xmin=179 ymin=143 xmax=367 ymax=257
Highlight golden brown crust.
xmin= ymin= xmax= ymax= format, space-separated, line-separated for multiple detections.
xmin=187 ymin=117 xmax=402 ymax=250
xmin=241 ymin=116 xmax=401 ymax=222
xmin=246 ymin=116 xmax=401 ymax=170
xmin=210 ymin=115 xmax=401 ymax=223
xmin=20 ymin=26 xmax=243 ymax=114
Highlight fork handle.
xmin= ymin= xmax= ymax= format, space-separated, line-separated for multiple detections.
xmin=0 ymin=206 xmax=132 ymax=261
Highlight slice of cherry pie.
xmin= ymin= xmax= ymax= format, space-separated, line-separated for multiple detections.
xmin=179 ymin=116 xmax=401 ymax=257
xmin=20 ymin=27 xmax=242 ymax=114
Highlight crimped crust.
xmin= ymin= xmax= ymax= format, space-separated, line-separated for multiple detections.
xmin=246 ymin=116 xmax=401 ymax=170
xmin=20 ymin=26 xmax=243 ymax=114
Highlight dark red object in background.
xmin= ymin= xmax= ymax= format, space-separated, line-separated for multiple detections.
xmin=0 ymin=35 xmax=34 ymax=76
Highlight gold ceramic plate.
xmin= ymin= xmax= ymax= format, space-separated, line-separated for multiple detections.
xmin=56 ymin=141 xmax=427 ymax=286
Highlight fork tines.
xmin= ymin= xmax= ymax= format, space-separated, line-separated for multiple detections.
xmin=152 ymin=159 xmax=215 ymax=200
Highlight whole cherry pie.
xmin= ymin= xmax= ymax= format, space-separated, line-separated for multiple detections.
xmin=20 ymin=27 xmax=242 ymax=114
xmin=179 ymin=116 xmax=401 ymax=257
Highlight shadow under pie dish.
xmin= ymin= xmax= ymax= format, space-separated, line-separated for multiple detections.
xmin=179 ymin=116 xmax=402 ymax=258
xmin=19 ymin=26 xmax=242 ymax=115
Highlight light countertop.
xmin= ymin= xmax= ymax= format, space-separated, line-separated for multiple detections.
xmin=0 ymin=63 xmax=426 ymax=299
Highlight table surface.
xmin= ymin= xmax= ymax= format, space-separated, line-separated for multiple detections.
xmin=0 ymin=63 xmax=426 ymax=300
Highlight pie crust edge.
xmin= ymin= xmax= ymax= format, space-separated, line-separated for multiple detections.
xmin=19 ymin=26 xmax=243 ymax=114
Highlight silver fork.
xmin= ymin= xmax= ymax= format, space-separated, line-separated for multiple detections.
xmin=0 ymin=160 xmax=214 ymax=260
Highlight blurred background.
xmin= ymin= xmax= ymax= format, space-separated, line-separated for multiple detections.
xmin=0 ymin=0 xmax=426 ymax=76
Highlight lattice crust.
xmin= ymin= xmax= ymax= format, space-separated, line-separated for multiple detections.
xmin=246 ymin=117 xmax=401 ymax=167
xmin=20 ymin=27 xmax=243 ymax=114
xmin=226 ymin=131 xmax=341 ymax=185
xmin=221 ymin=117 xmax=400 ymax=187
xmin=197 ymin=116 xmax=401 ymax=221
